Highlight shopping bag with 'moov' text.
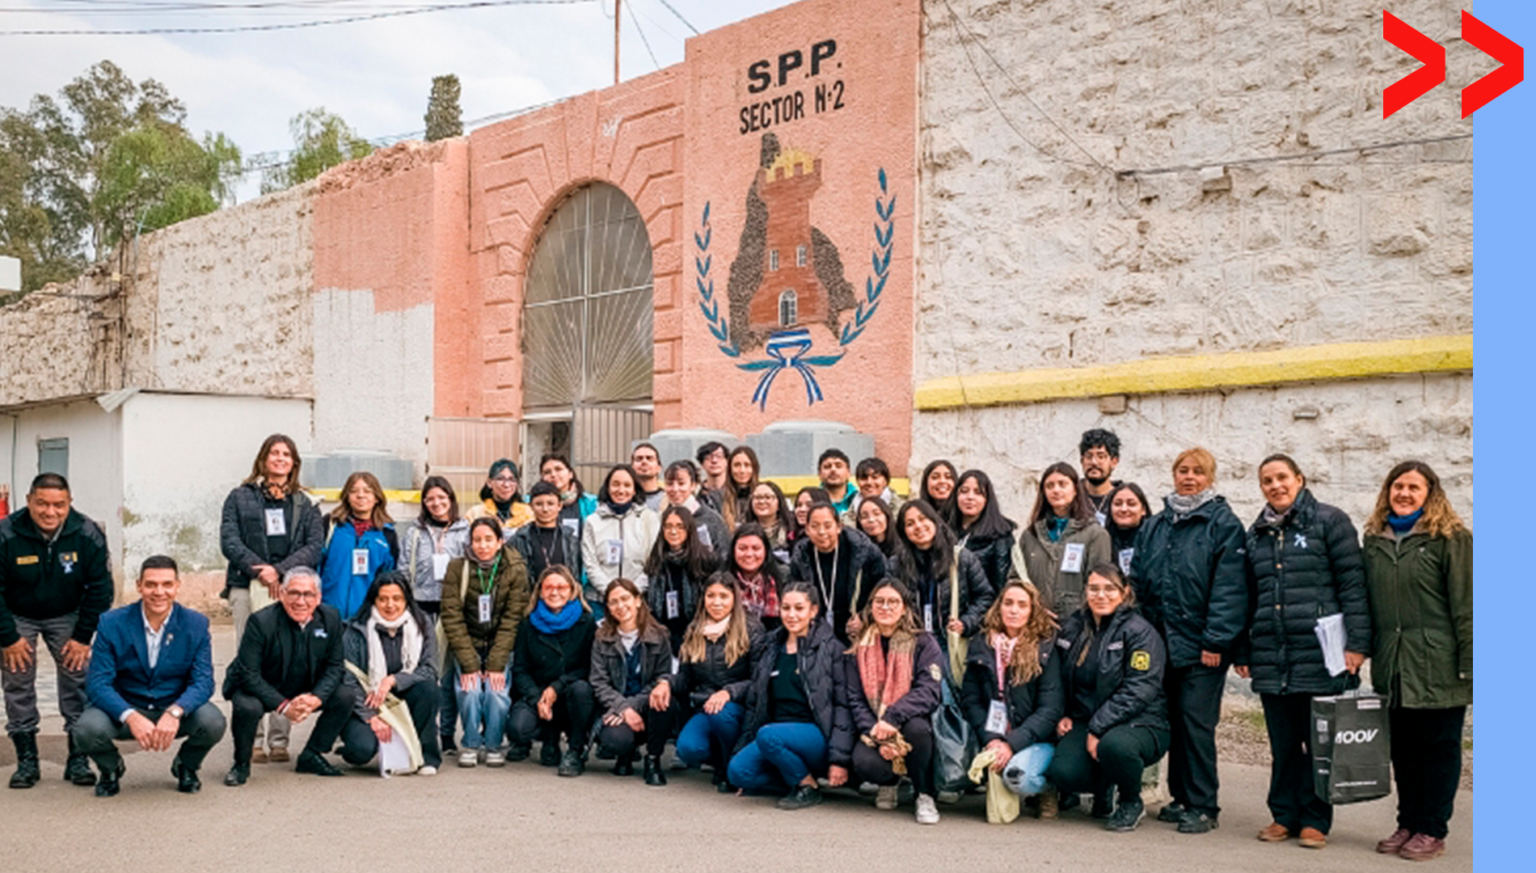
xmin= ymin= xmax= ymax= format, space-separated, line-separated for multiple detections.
xmin=1312 ymin=691 xmax=1392 ymax=805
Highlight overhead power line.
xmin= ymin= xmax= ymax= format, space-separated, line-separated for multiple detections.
xmin=0 ymin=0 xmax=595 ymax=34
xmin=652 ymin=0 xmax=694 ymax=34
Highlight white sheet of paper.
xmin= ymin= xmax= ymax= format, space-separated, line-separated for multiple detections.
xmin=1315 ymin=613 xmax=1348 ymax=676
xmin=378 ymin=729 xmax=412 ymax=777
xmin=1061 ymin=543 xmax=1085 ymax=574
xmin=431 ymin=553 xmax=450 ymax=581
xmin=264 ymin=508 xmax=287 ymax=536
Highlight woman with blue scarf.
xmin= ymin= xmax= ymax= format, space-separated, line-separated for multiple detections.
xmin=509 ymin=565 xmax=597 ymax=776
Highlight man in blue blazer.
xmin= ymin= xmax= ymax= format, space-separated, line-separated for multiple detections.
xmin=73 ymin=555 xmax=225 ymax=796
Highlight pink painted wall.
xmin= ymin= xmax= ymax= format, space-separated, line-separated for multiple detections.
xmin=680 ymin=0 xmax=919 ymax=469
xmin=467 ymin=70 xmax=687 ymax=424
xmin=311 ymin=139 xmax=475 ymax=416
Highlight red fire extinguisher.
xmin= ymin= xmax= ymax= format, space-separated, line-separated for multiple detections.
xmin=0 ymin=484 xmax=9 ymax=517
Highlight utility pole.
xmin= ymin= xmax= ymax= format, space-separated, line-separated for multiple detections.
xmin=614 ymin=0 xmax=621 ymax=85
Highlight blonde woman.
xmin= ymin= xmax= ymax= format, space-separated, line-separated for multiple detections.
xmin=668 ymin=574 xmax=765 ymax=789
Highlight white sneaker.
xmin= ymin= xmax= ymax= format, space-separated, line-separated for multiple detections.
xmin=916 ymin=794 xmax=941 ymax=825
xmin=485 ymin=749 xmax=506 ymax=767
xmin=876 ymin=785 xmax=898 ymax=810
xmin=458 ymin=748 xmax=478 ymax=768
xmin=417 ymin=765 xmax=438 ymax=776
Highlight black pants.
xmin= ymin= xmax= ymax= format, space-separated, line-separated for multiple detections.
xmin=596 ymin=698 xmax=682 ymax=759
xmin=850 ymin=716 xmax=936 ymax=797
xmin=509 ymin=679 xmax=596 ymax=751
xmin=1166 ymin=662 xmax=1227 ymax=814
xmin=1260 ymin=693 xmax=1332 ymax=832
xmin=1049 ymin=721 xmax=1168 ymax=802
xmin=73 ymin=703 xmax=227 ymax=772
xmin=230 ymin=684 xmax=355 ymax=767
xmin=338 ymin=681 xmax=443 ymax=768
xmin=1390 ymin=706 xmax=1466 ymax=839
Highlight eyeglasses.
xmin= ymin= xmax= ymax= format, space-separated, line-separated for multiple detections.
xmin=1084 ymin=587 xmax=1120 ymax=598
xmin=871 ymin=597 xmax=905 ymax=608
xmin=282 ymin=590 xmax=321 ymax=601
xmin=490 ymin=475 xmax=518 ymax=483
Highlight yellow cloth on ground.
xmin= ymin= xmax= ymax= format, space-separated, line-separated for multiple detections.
xmin=968 ymin=748 xmax=1020 ymax=824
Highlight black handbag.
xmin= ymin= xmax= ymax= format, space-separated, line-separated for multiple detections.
xmin=932 ymin=678 xmax=977 ymax=794
xmin=1312 ymin=691 xmax=1392 ymax=805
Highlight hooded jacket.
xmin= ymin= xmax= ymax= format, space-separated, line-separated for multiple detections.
xmin=1363 ymin=526 xmax=1472 ymax=709
xmin=960 ymin=527 xmax=1014 ymax=595
xmin=439 ymin=546 xmax=531 ymax=675
xmin=1129 ymin=494 xmax=1250 ymax=668
xmin=399 ymin=518 xmax=470 ymax=604
xmin=1239 ymin=489 xmax=1371 ymax=695
xmin=341 ymin=613 xmax=439 ymax=721
xmin=1018 ymin=516 xmax=1112 ymax=616
xmin=667 ymin=616 xmax=766 ymax=707
xmin=589 ymin=622 xmax=673 ymax=716
xmin=736 ymin=619 xmax=854 ymax=765
xmin=789 ymin=528 xmax=889 ymax=644
xmin=1056 ymin=605 xmax=1168 ymax=737
xmin=0 ymin=507 xmax=113 ymax=647
xmin=961 ymin=633 xmax=1064 ymax=752
xmin=511 ymin=607 xmax=596 ymax=705
xmin=898 ymin=547 xmax=995 ymax=638
xmin=509 ymin=521 xmax=583 ymax=586
xmin=835 ymin=630 xmax=946 ymax=762
xmin=219 ymin=482 xmax=325 ymax=595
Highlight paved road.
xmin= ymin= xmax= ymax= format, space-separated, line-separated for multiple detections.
xmin=2 ymin=628 xmax=1472 ymax=873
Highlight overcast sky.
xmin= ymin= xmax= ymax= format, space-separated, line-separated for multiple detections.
xmin=0 ymin=0 xmax=794 ymax=200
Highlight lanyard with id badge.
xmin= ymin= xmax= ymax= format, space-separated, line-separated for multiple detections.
xmin=1060 ymin=542 xmax=1086 ymax=574
xmin=473 ymin=553 xmax=502 ymax=623
xmin=264 ymin=506 xmax=288 ymax=537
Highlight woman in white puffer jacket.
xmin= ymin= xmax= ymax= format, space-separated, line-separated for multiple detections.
xmin=581 ymin=464 xmax=661 ymax=614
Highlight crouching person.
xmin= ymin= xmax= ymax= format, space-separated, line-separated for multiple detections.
xmin=74 ymin=556 xmax=226 ymax=796
xmin=222 ymin=567 xmax=354 ymax=786
xmin=839 ymin=578 xmax=945 ymax=825
xmin=961 ymin=580 xmax=1064 ymax=818
xmin=1047 ymin=564 xmax=1169 ymax=832
xmin=337 ymin=572 xmax=441 ymax=775
xmin=509 ymin=566 xmax=597 ymax=776
xmin=590 ymin=578 xmax=679 ymax=786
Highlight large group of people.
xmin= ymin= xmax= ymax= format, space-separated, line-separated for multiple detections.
xmin=0 ymin=428 xmax=1472 ymax=861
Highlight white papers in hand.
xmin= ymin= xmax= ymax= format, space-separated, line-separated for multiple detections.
xmin=1315 ymin=613 xmax=1347 ymax=677
xmin=379 ymin=730 xmax=413 ymax=777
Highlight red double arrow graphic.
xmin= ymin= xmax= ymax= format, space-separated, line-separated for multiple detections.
xmin=1383 ymin=10 xmax=1523 ymax=118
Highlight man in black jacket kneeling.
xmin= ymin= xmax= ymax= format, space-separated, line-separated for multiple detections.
xmin=221 ymin=566 xmax=354 ymax=786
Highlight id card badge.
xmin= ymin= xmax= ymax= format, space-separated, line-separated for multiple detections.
xmin=561 ymin=518 xmax=580 ymax=536
xmin=431 ymin=553 xmax=450 ymax=581
xmin=603 ymin=539 xmax=623 ymax=566
xmin=696 ymin=525 xmax=713 ymax=551
xmin=1118 ymin=548 xmax=1135 ymax=576
xmin=1061 ymin=543 xmax=1086 ymax=574
xmin=352 ymin=548 xmax=370 ymax=576
xmin=985 ymin=699 xmax=1009 ymax=735
xmin=477 ymin=594 xmax=493 ymax=623
xmin=923 ymin=603 xmax=935 ymax=633
xmin=1095 ymin=510 xmax=1107 ymax=527
xmin=264 ymin=507 xmax=287 ymax=536
xmin=666 ymin=590 xmax=680 ymax=619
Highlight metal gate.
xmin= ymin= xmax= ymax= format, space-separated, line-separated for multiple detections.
xmin=427 ymin=417 xmax=519 ymax=506
xmin=570 ymin=404 xmax=653 ymax=492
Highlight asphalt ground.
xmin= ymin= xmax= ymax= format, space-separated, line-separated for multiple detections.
xmin=0 ymin=628 xmax=1472 ymax=873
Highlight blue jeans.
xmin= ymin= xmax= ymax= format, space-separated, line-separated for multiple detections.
xmin=455 ymin=666 xmax=512 ymax=751
xmin=728 ymin=722 xmax=827 ymax=792
xmin=1000 ymin=742 xmax=1056 ymax=797
xmin=675 ymin=702 xmax=746 ymax=770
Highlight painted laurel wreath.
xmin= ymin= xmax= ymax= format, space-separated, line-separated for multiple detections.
xmin=695 ymin=168 xmax=894 ymax=409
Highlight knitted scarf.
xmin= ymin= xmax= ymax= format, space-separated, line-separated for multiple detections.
xmin=737 ymin=571 xmax=779 ymax=618
xmin=365 ymin=607 xmax=422 ymax=689
xmin=530 ymin=599 xmax=583 ymax=634
xmin=1045 ymin=515 xmax=1070 ymax=543
xmin=1387 ymin=508 xmax=1424 ymax=535
xmin=990 ymin=631 xmax=1019 ymax=694
xmin=855 ymin=625 xmax=915 ymax=718
xmin=1166 ymin=487 xmax=1217 ymax=519
xmin=701 ymin=617 xmax=731 ymax=641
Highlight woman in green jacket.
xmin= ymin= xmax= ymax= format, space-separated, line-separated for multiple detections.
xmin=1362 ymin=461 xmax=1471 ymax=862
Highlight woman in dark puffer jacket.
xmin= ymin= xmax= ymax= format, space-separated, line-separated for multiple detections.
xmin=1236 ymin=455 xmax=1370 ymax=850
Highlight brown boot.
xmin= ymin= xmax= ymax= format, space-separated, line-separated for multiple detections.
xmin=268 ymin=748 xmax=290 ymax=763
xmin=1038 ymin=786 xmax=1059 ymax=820
xmin=1376 ymin=828 xmax=1413 ymax=854
xmin=1298 ymin=827 xmax=1327 ymax=849
xmin=1256 ymin=822 xmax=1291 ymax=842
xmin=1398 ymin=834 xmax=1445 ymax=861
xmin=251 ymin=748 xmax=268 ymax=764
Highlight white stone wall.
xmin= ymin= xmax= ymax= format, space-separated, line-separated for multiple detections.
xmin=914 ymin=0 xmax=1473 ymax=525
xmin=0 ymin=269 xmax=118 ymax=408
xmin=311 ymin=288 xmax=434 ymax=471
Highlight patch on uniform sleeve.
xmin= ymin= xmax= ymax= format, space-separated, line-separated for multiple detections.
xmin=929 ymin=663 xmax=943 ymax=683
xmin=1130 ymin=650 xmax=1152 ymax=671
xmin=15 ymin=555 xmax=39 ymax=565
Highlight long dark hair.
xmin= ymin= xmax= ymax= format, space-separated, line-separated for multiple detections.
xmin=478 ymin=459 xmax=525 ymax=505
xmin=597 ymin=464 xmax=641 ymax=508
xmin=725 ymin=523 xmax=784 ymax=579
xmin=245 ymin=434 xmax=303 ymax=496
xmin=643 ymin=505 xmax=716 ymax=579
xmin=893 ymin=499 xmax=958 ymax=586
xmin=352 ymin=570 xmax=428 ymax=628
xmin=920 ymin=459 xmax=960 ymax=528
xmin=1029 ymin=462 xmax=1096 ymax=526
xmin=595 ymin=577 xmax=662 ymax=641
xmin=792 ymin=486 xmax=831 ymax=537
xmin=751 ymin=480 xmax=795 ymax=534
xmin=416 ymin=475 xmax=461 ymax=526
xmin=539 ymin=453 xmax=585 ymax=500
xmin=722 ymin=445 xmax=762 ymax=529
xmin=678 ymin=573 xmax=753 ymax=666
xmin=1103 ymin=481 xmax=1150 ymax=546
xmin=953 ymin=469 xmax=1015 ymax=540
xmin=854 ymin=495 xmax=896 ymax=557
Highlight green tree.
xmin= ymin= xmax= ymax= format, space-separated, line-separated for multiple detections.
xmin=259 ymin=107 xmax=373 ymax=194
xmin=0 ymin=60 xmax=240 ymax=293
xmin=424 ymin=74 xmax=463 ymax=141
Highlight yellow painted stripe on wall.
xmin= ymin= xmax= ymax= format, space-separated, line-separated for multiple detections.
xmin=310 ymin=480 xmax=913 ymax=503
xmin=914 ymin=335 xmax=1472 ymax=411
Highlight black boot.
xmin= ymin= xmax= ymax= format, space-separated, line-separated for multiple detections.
xmin=94 ymin=758 xmax=126 ymax=797
xmin=642 ymin=754 xmax=667 ymax=787
xmin=612 ymin=752 xmax=635 ymax=776
xmin=65 ymin=734 xmax=97 ymax=786
xmin=9 ymin=733 xmax=40 ymax=789
xmin=539 ymin=739 xmax=562 ymax=767
xmin=558 ymin=746 xmax=586 ymax=778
